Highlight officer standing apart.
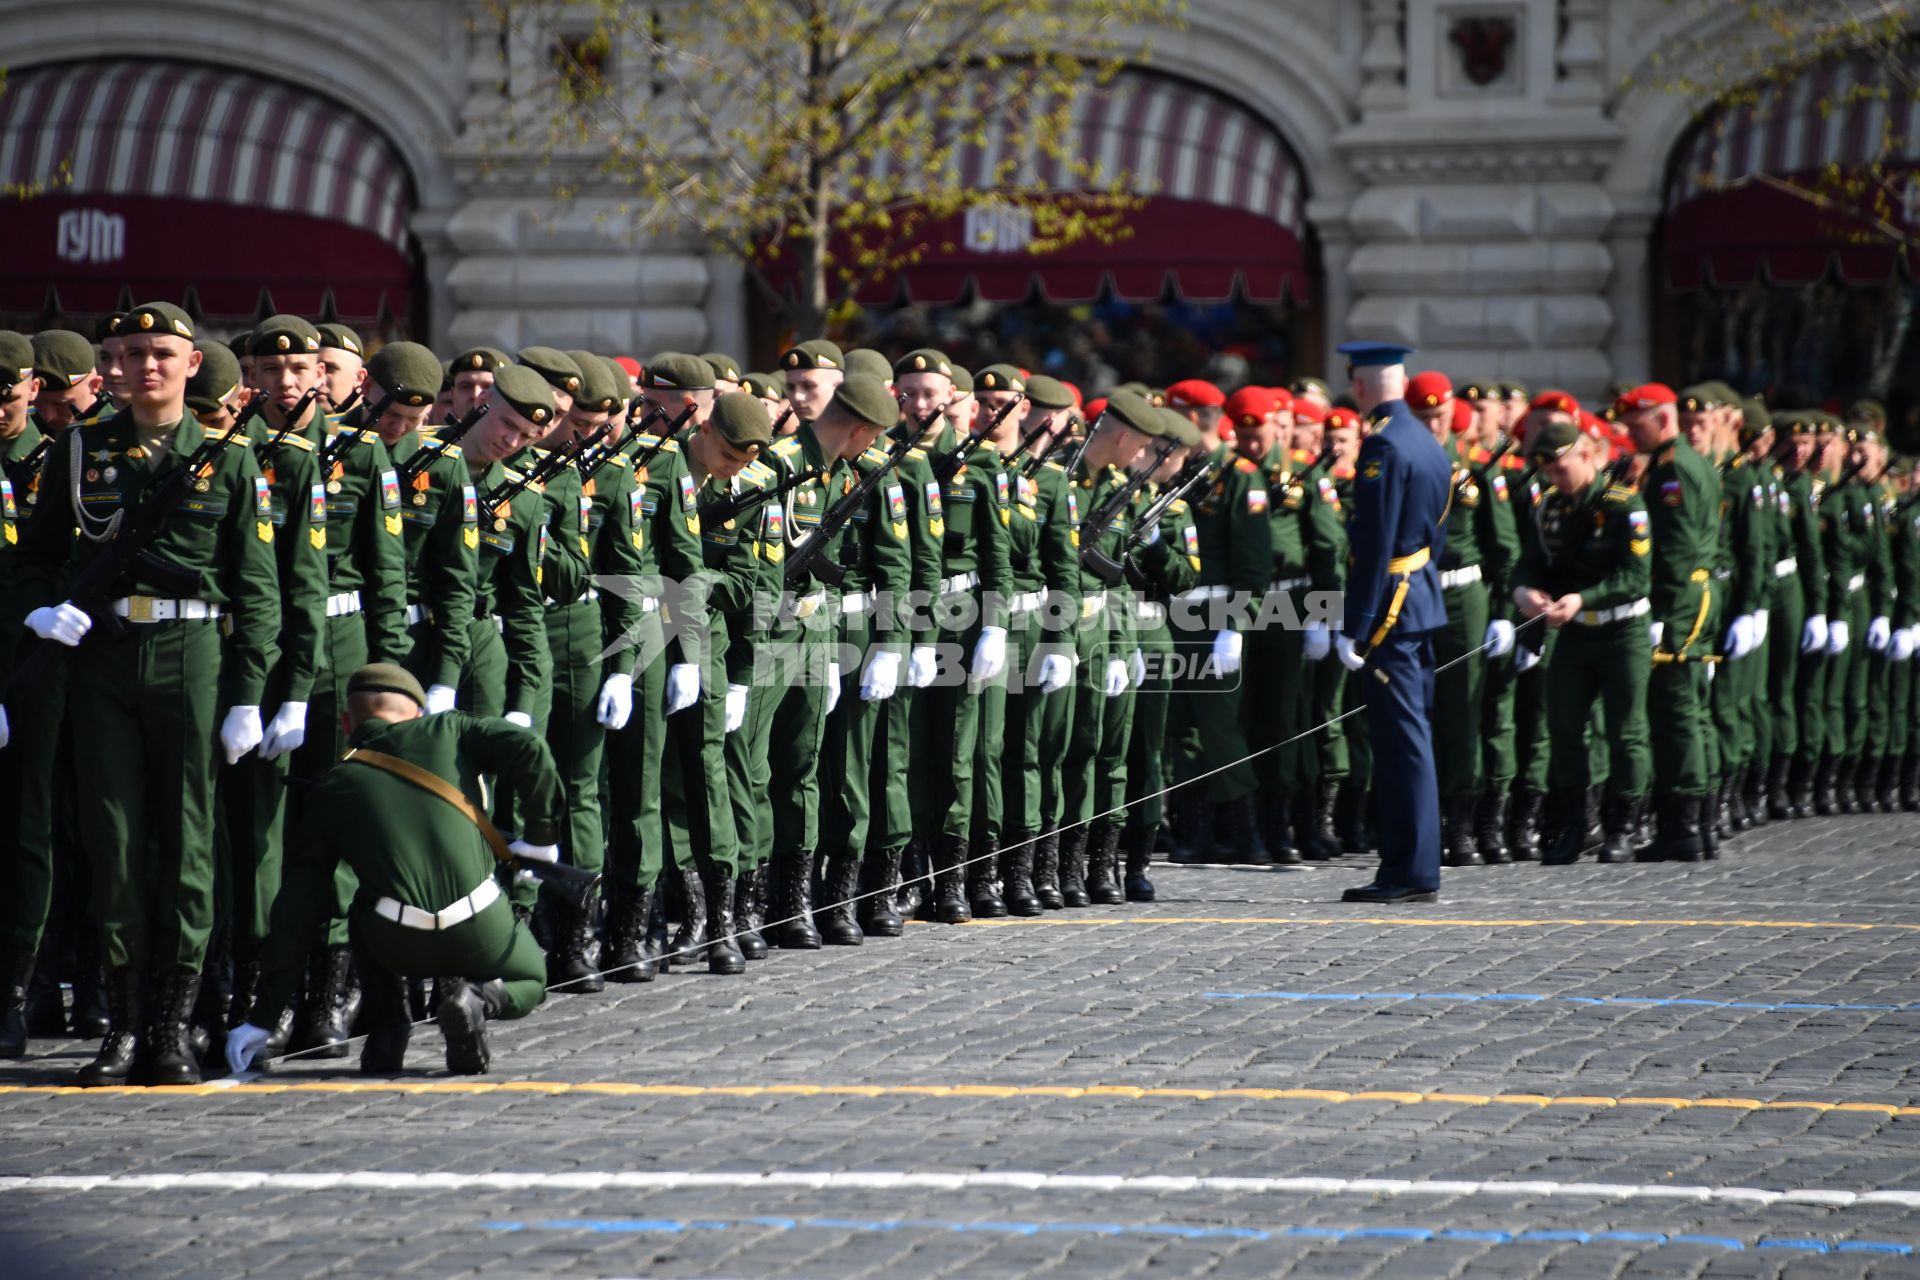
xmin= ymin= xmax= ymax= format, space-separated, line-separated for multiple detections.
xmin=1333 ymin=343 xmax=1452 ymax=904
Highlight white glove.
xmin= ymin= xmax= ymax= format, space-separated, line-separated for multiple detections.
xmin=861 ymin=648 xmax=901 ymax=702
xmin=908 ymin=645 xmax=938 ymax=689
xmin=825 ymin=662 xmax=842 ymax=715
xmin=1482 ymin=619 xmax=1516 ymax=659
xmin=1649 ymin=621 xmax=1665 ymax=651
xmin=971 ymin=626 xmax=1008 ymax=683
xmin=665 ymin=663 xmax=701 ymax=715
xmin=504 ymin=710 xmax=534 ymax=728
xmin=507 ymin=838 xmax=560 ymax=864
xmin=1894 ymin=627 xmax=1918 ymax=663
xmin=1705 ymin=660 xmax=1716 ymax=683
xmin=225 ymin=1022 xmax=272 ymax=1076
xmin=1301 ymin=622 xmax=1331 ymax=662
xmin=595 ymin=671 xmax=633 ymax=729
xmin=1802 ymin=614 xmax=1828 ymax=654
xmin=425 ymin=684 xmax=458 ymax=714
xmin=1211 ymin=629 xmax=1242 ymax=676
xmin=1512 ymin=644 xmax=1542 ymax=674
xmin=1723 ymin=613 xmax=1758 ymax=662
xmin=0 ymin=705 xmax=9 ymax=751
xmin=259 ymin=701 xmax=308 ymax=760
xmin=1827 ymin=619 xmax=1850 ymax=655
xmin=1037 ymin=652 xmax=1072 ymax=694
xmin=725 ymin=683 xmax=749 ymax=731
xmin=25 ymin=602 xmax=91 ymax=647
xmin=1130 ymin=647 xmax=1147 ymax=688
xmin=1754 ymin=610 xmax=1769 ymax=647
xmin=1335 ymin=634 xmax=1366 ymax=671
xmin=1868 ymin=615 xmax=1892 ymax=652
xmin=1102 ymin=656 xmax=1129 ymax=697
xmin=220 ymin=706 xmax=264 ymax=765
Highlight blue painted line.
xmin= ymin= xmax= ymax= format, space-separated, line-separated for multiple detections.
xmin=1204 ymin=991 xmax=1917 ymax=1014
xmin=479 ymin=1218 xmax=1915 ymax=1255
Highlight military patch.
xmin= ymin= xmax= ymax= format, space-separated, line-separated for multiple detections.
xmin=254 ymin=476 xmax=272 ymax=518
xmin=1316 ymin=476 xmax=1340 ymax=511
xmin=924 ymin=481 xmax=943 ymax=520
xmin=2 ymin=478 xmax=14 ymax=520
xmin=887 ymin=482 xmax=906 ymax=523
xmin=628 ymin=487 xmax=644 ymax=527
xmin=1630 ymin=538 xmax=1651 ymax=556
xmin=307 ymin=484 xmax=325 ymax=525
xmin=256 ymin=521 xmax=273 ymax=543
xmin=1362 ymin=461 xmax=1381 ymax=481
xmin=579 ymin=492 xmax=593 ymax=535
xmin=1777 ymin=491 xmax=1791 ymax=516
xmin=1066 ymin=490 xmax=1079 ymax=523
xmin=380 ymin=469 xmax=401 ymax=510
xmin=1491 ymin=474 xmax=1508 ymax=501
xmin=1628 ymin=509 xmax=1650 ymax=537
xmin=995 ymin=472 xmax=1011 ymax=509
xmin=310 ymin=528 xmax=326 ymax=550
xmin=1017 ymin=475 xmax=1037 ymax=508
xmin=679 ymin=473 xmax=698 ymax=513
xmin=1660 ymin=480 xmax=1682 ymax=507
xmin=1182 ymin=524 xmax=1200 ymax=558
xmin=457 ymin=484 xmax=476 ymax=525
xmin=1247 ymin=487 xmax=1268 ymax=514
xmin=764 ymin=501 xmax=785 ymax=549
xmin=384 ymin=513 xmax=402 ymax=536
xmin=1752 ymin=485 xmax=1766 ymax=508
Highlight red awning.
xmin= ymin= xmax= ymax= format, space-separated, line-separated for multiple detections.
xmin=764 ymin=68 xmax=1310 ymax=307
xmin=0 ymin=58 xmax=415 ymax=322
xmin=1664 ymin=47 xmax=1920 ymax=288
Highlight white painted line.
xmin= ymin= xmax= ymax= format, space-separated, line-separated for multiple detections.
xmin=0 ymin=1170 xmax=1912 ymax=1210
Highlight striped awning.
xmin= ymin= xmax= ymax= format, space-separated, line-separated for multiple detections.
xmin=0 ymin=58 xmax=415 ymax=322
xmin=1664 ymin=45 xmax=1920 ymax=287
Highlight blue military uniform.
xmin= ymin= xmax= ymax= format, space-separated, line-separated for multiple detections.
xmin=1338 ymin=344 xmax=1454 ymax=900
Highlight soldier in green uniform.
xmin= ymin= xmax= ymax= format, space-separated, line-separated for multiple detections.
xmin=1702 ymin=393 xmax=1775 ymax=834
xmin=449 ymin=347 xmax=509 ymax=422
xmin=1888 ymin=458 xmax=1920 ymax=810
xmin=1617 ymin=383 xmax=1721 ymax=861
xmin=226 ymin=664 xmax=561 ymax=1078
xmin=1308 ymin=405 xmax=1361 ymax=856
xmin=1510 ymin=417 xmax=1652 ymax=863
xmin=1161 ymin=380 xmax=1271 ymax=865
xmin=30 ymin=329 xmax=108 ymax=433
xmin=1814 ymin=422 xmax=1878 ymax=814
xmin=1763 ymin=413 xmax=1827 ymax=818
xmin=17 ymin=301 xmax=281 ymax=1086
xmin=316 ymin=323 xmax=367 ymax=416
xmin=1848 ymin=425 xmax=1898 ymax=811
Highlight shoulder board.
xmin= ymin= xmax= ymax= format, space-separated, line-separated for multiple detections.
xmin=907 ymin=447 xmax=928 ymax=460
xmin=1468 ymin=446 xmax=1492 ymax=464
xmin=1499 ymin=454 xmax=1527 ymax=470
xmin=601 ymin=451 xmax=627 ymax=469
xmin=1042 ymin=460 xmax=1066 ymax=474
xmin=641 ymin=435 xmax=679 ymax=455
xmin=1232 ymin=456 xmax=1257 ymax=474
xmin=220 ymin=432 xmax=254 ymax=448
xmin=741 ymin=460 xmax=777 ymax=486
xmin=277 ymin=432 xmax=315 ymax=452
xmin=503 ymin=467 xmax=529 ymax=483
xmin=769 ymin=438 xmax=802 ymax=459
xmin=1289 ymin=448 xmax=1315 ymax=465
xmin=1167 ymin=498 xmax=1191 ymax=515
xmin=1603 ymin=484 xmax=1638 ymax=504
xmin=859 ymin=444 xmax=891 ymax=464
xmin=1332 ymin=463 xmax=1355 ymax=480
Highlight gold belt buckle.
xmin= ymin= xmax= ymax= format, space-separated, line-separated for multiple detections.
xmin=127 ymin=596 xmax=156 ymax=623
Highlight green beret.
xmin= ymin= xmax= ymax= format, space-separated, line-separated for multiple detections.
xmin=1100 ymin=388 xmax=1159 ymax=436
xmin=740 ymin=372 xmax=782 ymax=400
xmin=490 ymin=364 xmax=558 ymax=430
xmin=365 ymin=341 xmax=443 ymax=409
xmin=641 ymin=352 xmax=716 ymax=392
xmin=1024 ymin=374 xmax=1075 ymax=411
xmin=1457 ymin=379 xmax=1496 ymax=402
xmin=948 ymin=366 xmax=974 ymax=396
xmin=1529 ymin=417 xmax=1581 ymax=462
xmin=346 ymin=662 xmax=426 ymax=708
xmin=0 ymin=332 xmax=34 ymax=392
xmin=1677 ymin=383 xmax=1721 ymax=413
xmin=1740 ymin=397 xmax=1772 ymax=436
xmin=893 ymin=348 xmax=953 ymax=380
xmin=1158 ymin=408 xmax=1202 ymax=449
xmin=974 ymin=364 xmax=1026 ymax=395
xmin=1288 ymin=376 xmax=1330 ymax=401
xmin=227 ymin=333 xmax=252 ymax=362
xmin=94 ymin=313 xmax=126 ymax=342
xmin=1848 ymin=398 xmax=1888 ymax=425
xmin=1500 ymin=380 xmax=1530 ymax=402
xmin=452 ymin=347 xmax=511 ymax=375
xmin=121 ymin=301 xmax=195 ymax=343
xmin=780 ymin=339 xmax=844 ymax=373
xmin=831 ymin=374 xmax=899 ymax=429
xmin=517 ymin=346 xmax=585 ymax=396
xmin=440 ymin=361 xmax=455 ymax=394
xmin=567 ymin=350 xmax=625 ymax=413
xmin=843 ymin=348 xmax=892 ymax=384
xmin=700 ymin=352 xmax=744 ymax=384
xmin=709 ymin=392 xmax=773 ymax=450
xmin=250 ymin=314 xmax=321 ymax=359
xmin=316 ymin=323 xmax=364 ymax=358
xmin=186 ymin=341 xmax=243 ymax=415
xmin=31 ymin=330 xmax=94 ymax=385
xmin=1115 ymin=381 xmax=1150 ymax=400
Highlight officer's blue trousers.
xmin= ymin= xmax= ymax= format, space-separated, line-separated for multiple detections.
xmin=1363 ymin=630 xmax=1442 ymax=894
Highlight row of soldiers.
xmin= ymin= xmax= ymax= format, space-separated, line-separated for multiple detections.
xmin=1 ymin=303 xmax=1916 ymax=1079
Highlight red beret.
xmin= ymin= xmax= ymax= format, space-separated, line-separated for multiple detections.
xmin=1614 ymin=383 xmax=1676 ymax=415
xmin=611 ymin=356 xmax=641 ymax=382
xmin=1060 ymin=380 xmax=1084 ymax=410
xmin=1529 ymin=389 xmax=1582 ymax=417
xmin=1292 ymin=398 xmax=1327 ymax=426
xmin=1084 ymin=397 xmax=1109 ymax=421
xmin=1326 ymin=406 xmax=1360 ymax=431
xmin=1166 ymin=379 xmax=1225 ymax=409
xmin=1222 ymin=385 xmax=1275 ymax=428
xmin=1406 ymin=371 xmax=1454 ymax=411
xmin=1450 ymin=398 xmax=1475 ymax=435
xmin=1579 ymin=411 xmax=1609 ymax=441
xmin=1267 ymin=386 xmax=1295 ymax=412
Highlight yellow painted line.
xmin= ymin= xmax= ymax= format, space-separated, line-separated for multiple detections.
xmin=966 ymin=916 xmax=1920 ymax=932
xmin=2 ymin=1081 xmax=1916 ymax=1114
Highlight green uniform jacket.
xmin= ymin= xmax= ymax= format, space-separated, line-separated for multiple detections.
xmin=470 ymin=459 xmax=552 ymax=717
xmin=1866 ymin=479 xmax=1899 ymax=621
xmin=939 ymin=436 xmax=1015 ymax=631
xmin=517 ymin=445 xmax=589 ymax=609
xmin=1819 ymin=478 xmax=1875 ymax=619
xmin=1259 ymin=445 xmax=1340 ymax=586
xmin=768 ymin=424 xmax=853 ymax=596
xmin=1189 ymin=445 xmax=1271 ymax=597
xmin=250 ymin=424 xmax=328 ymax=703
xmin=581 ymin=452 xmax=645 ymax=678
xmin=630 ymin=435 xmax=708 ymax=667
xmin=1717 ymin=454 xmax=1774 ymax=624
xmin=1511 ymin=473 xmax=1652 ymax=610
xmin=1458 ymin=442 xmax=1522 ymax=622
xmin=0 ymin=421 xmax=48 ymax=662
xmin=1643 ymin=436 xmax=1722 ymax=654
xmin=891 ymin=440 xmax=947 ymax=642
xmin=696 ymin=458 xmax=776 ymax=686
xmin=254 ymin=711 xmax=566 ymax=1023
xmin=1778 ymin=467 xmax=1826 ymax=617
xmin=845 ymin=443 xmax=916 ymax=645
xmin=17 ymin=412 xmax=281 ymax=707
xmin=1012 ymin=461 xmax=1080 ymax=606
xmin=312 ymin=412 xmax=409 ymax=662
xmin=1070 ymin=459 xmax=1139 ymax=649
xmin=1133 ymin=493 xmax=1202 ymax=597
xmin=1894 ymin=495 xmax=1920 ymax=630
xmin=391 ymin=431 xmax=480 ymax=690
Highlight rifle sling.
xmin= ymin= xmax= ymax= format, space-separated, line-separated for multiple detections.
xmin=340 ymin=747 xmax=513 ymax=865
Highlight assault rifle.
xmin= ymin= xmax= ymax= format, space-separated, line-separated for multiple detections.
xmin=928 ymin=396 xmax=1022 ymax=485
xmin=696 ymin=465 xmax=824 ymax=528
xmin=783 ymin=406 xmax=940 ymax=590
xmin=613 ymin=404 xmax=696 ymax=483
xmin=1074 ymin=438 xmax=1179 ymax=584
xmin=1082 ymin=449 xmax=1212 ymax=587
xmin=481 ymin=422 xmax=611 ymax=517
xmin=252 ymin=387 xmax=322 ymax=462
xmin=394 ymin=399 xmax=489 ymax=487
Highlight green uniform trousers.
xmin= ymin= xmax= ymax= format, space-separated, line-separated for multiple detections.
xmin=1 ymin=656 xmax=69 ymax=952
xmin=1243 ymin=598 xmax=1305 ymax=795
xmin=604 ymin=610 xmax=667 ymax=891
xmin=1863 ymin=651 xmax=1893 ymax=768
xmin=1062 ymin=605 xmax=1134 ymax=827
xmin=1480 ymin=646 xmax=1521 ymax=792
xmin=767 ymin=609 xmax=833 ymax=861
xmin=1305 ymin=654 xmax=1350 ymax=785
xmin=1512 ymin=640 xmax=1554 ymax=794
xmin=869 ymin=685 xmax=916 ymax=859
xmin=1545 ymin=621 xmax=1651 ymax=797
xmin=1824 ymin=596 xmax=1870 ymax=758
xmin=1125 ymin=604 xmax=1176 ymax=834
xmin=354 ymin=898 xmax=545 ymax=1020
xmin=727 ymin=649 xmax=779 ymax=872
xmin=822 ymin=609 xmax=881 ymax=863
xmin=540 ymin=600 xmax=606 ymax=874
xmin=1432 ymin=582 xmax=1489 ymax=799
xmin=661 ymin=660 xmax=742 ymax=876
xmin=1166 ymin=609 xmax=1256 ymax=804
xmin=912 ymin=603 xmax=992 ymax=841
xmin=1001 ymin=608 xmax=1073 ymax=835
xmin=294 ymin=612 xmax=376 ymax=945
xmin=1649 ymin=659 xmax=1711 ymax=797
xmin=1765 ymin=586 xmax=1806 ymax=762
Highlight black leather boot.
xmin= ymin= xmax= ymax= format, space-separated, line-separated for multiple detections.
xmin=0 ymin=946 xmax=33 ymax=1058
xmin=776 ymin=852 xmax=823 ymax=948
xmin=1031 ymin=831 xmax=1065 ymax=910
xmin=296 ymin=945 xmax=353 ymax=1058
xmin=895 ymin=838 xmax=930 ymax=920
xmin=1741 ymin=762 xmax=1767 ymax=827
xmin=642 ymin=884 xmax=674 ymax=975
xmin=437 ymin=977 xmax=509 ymax=1076
xmin=1304 ymin=779 xmax=1341 ymax=859
xmin=999 ymin=833 xmax=1043 ymax=917
xmin=1902 ymin=755 xmax=1920 ymax=812
xmin=1814 ymin=757 xmax=1839 ymax=815
xmin=1058 ymin=826 xmax=1091 ymax=908
xmin=858 ymin=848 xmax=905 ymax=936
xmin=1085 ymin=821 xmax=1125 ymax=905
xmin=548 ymin=895 xmax=606 ymax=992
xmin=1445 ymin=791 xmax=1483 ymax=867
xmin=1836 ymin=755 xmax=1861 ymax=813
xmin=816 ymin=853 xmax=865 ymax=947
xmin=1874 ymin=756 xmax=1899 ymax=812
xmin=967 ymin=838 xmax=1008 ymax=918
xmin=701 ymin=868 xmax=748 ymax=973
xmin=144 ymin=968 xmax=203 ymax=1087
xmin=1122 ymin=824 xmax=1155 ymax=902
xmin=1170 ymin=794 xmax=1210 ymax=864
xmin=604 ymin=883 xmax=657 ymax=982
xmin=735 ymin=867 xmax=770 ymax=958
xmin=1263 ymin=790 xmax=1300 ymax=865
xmin=68 ymin=929 xmax=109 ymax=1039
xmin=1476 ymin=788 xmax=1511 ymax=864
xmin=24 ymin=958 xmax=64 ymax=1039
xmin=1713 ymin=778 xmax=1732 ymax=840
xmin=1765 ymin=757 xmax=1794 ymax=821
xmin=1218 ymin=797 xmax=1270 ymax=867
xmin=1726 ymin=766 xmax=1750 ymax=831
xmin=1508 ymin=790 xmax=1543 ymax=861
xmin=1635 ymin=793 xmax=1704 ymax=862
xmin=1543 ymin=789 xmax=1595 ymax=865
xmin=669 ymin=864 xmax=708 ymax=961
xmin=931 ymin=835 xmax=972 ymax=924
xmin=1699 ymin=794 xmax=1720 ymax=860
xmin=77 ymin=969 xmax=144 ymax=1087
xmin=1789 ymin=757 xmax=1815 ymax=818
xmin=1598 ymin=793 xmax=1636 ymax=863
xmin=357 ymin=963 xmax=412 ymax=1075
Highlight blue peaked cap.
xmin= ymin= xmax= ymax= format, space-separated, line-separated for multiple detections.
xmin=1336 ymin=341 xmax=1415 ymax=368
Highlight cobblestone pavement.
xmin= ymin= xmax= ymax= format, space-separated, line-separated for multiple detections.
xmin=3 ymin=812 xmax=1919 ymax=1278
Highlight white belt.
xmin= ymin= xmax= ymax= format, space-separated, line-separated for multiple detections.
xmin=1440 ymin=565 xmax=1482 ymax=590
xmin=640 ymin=597 xmax=660 ymax=614
xmin=111 ymin=596 xmax=221 ymax=623
xmin=841 ymin=591 xmax=872 ymax=615
xmin=941 ymin=571 xmax=980 ymax=596
xmin=1774 ymin=558 xmax=1798 ymax=580
xmin=405 ymin=603 xmax=429 ymax=627
xmin=325 ymin=590 xmax=363 ymax=618
xmin=1081 ymin=591 xmax=1107 ymax=620
xmin=1268 ymin=575 xmax=1310 ymax=593
xmin=784 ymin=590 xmax=826 ymax=621
xmin=1135 ymin=601 xmax=1167 ymax=626
xmin=1848 ymin=573 xmax=1866 ymax=593
xmin=1009 ymin=590 xmax=1045 ymax=615
xmin=1175 ymin=584 xmax=1231 ymax=604
xmin=373 ymin=877 xmax=500 ymax=932
xmin=1573 ymin=597 xmax=1652 ymax=627
xmin=547 ymin=587 xmax=600 ymax=610
xmin=488 ymin=614 xmax=506 ymax=634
